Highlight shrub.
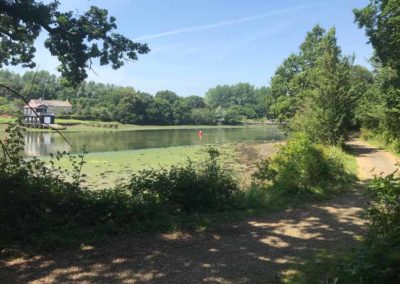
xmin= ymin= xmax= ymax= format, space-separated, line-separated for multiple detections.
xmin=0 ymin=124 xmax=239 ymax=250
xmin=338 ymin=171 xmax=400 ymax=283
xmin=253 ymin=132 xmax=355 ymax=194
xmin=124 ymin=147 xmax=239 ymax=214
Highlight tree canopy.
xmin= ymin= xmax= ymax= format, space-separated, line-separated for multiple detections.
xmin=205 ymin=83 xmax=269 ymax=120
xmin=354 ymin=0 xmax=400 ymax=147
xmin=269 ymin=25 xmax=372 ymax=144
xmin=0 ymin=0 xmax=150 ymax=86
xmin=0 ymin=69 xmax=272 ymax=125
xmin=354 ymin=0 xmax=400 ymax=74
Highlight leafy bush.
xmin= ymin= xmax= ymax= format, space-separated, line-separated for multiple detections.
xmin=338 ymin=171 xmax=400 ymax=283
xmin=253 ymin=132 xmax=355 ymax=194
xmin=0 ymin=124 xmax=239 ymax=250
xmin=124 ymin=147 xmax=239 ymax=214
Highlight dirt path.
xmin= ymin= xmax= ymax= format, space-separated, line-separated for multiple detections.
xmin=1 ymin=140 xmax=398 ymax=283
xmin=347 ymin=140 xmax=399 ymax=180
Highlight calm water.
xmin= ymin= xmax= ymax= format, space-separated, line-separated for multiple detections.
xmin=23 ymin=126 xmax=285 ymax=157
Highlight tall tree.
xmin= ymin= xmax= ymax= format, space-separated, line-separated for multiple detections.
xmin=0 ymin=0 xmax=150 ymax=86
xmin=354 ymin=0 xmax=400 ymax=143
xmin=290 ymin=29 xmax=357 ymax=144
xmin=270 ymin=25 xmax=371 ymax=144
xmin=354 ymin=0 xmax=400 ymax=74
xmin=269 ymin=25 xmax=327 ymax=124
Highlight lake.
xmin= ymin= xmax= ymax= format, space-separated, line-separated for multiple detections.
xmin=23 ymin=126 xmax=285 ymax=157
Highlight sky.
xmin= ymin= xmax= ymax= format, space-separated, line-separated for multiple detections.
xmin=12 ymin=0 xmax=373 ymax=96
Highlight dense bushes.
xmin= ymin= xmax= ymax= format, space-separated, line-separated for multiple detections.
xmin=253 ymin=133 xmax=356 ymax=194
xmin=124 ymin=148 xmax=239 ymax=214
xmin=0 ymin=123 xmax=357 ymax=252
xmin=338 ymin=171 xmax=400 ymax=283
xmin=0 ymin=124 xmax=239 ymax=250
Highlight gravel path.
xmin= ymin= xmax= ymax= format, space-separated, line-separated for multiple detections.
xmin=347 ymin=140 xmax=399 ymax=180
xmin=1 ymin=140 xmax=398 ymax=283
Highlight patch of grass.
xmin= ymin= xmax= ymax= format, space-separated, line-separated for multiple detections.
xmin=280 ymin=249 xmax=350 ymax=284
xmin=0 ymin=117 xmax=16 ymax=124
xmin=360 ymin=129 xmax=400 ymax=158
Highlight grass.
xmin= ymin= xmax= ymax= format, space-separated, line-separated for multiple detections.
xmin=329 ymin=145 xmax=359 ymax=180
xmin=0 ymin=116 xmax=16 ymax=124
xmin=360 ymin=130 xmax=400 ymax=159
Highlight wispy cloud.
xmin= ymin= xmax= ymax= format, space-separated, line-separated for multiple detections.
xmin=134 ymin=4 xmax=316 ymax=41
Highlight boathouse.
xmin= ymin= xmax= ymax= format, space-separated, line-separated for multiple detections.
xmin=23 ymin=99 xmax=72 ymax=125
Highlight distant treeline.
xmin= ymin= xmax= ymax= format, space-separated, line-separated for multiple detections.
xmin=0 ymin=70 xmax=271 ymax=125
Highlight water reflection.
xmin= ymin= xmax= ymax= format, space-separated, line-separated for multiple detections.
xmin=22 ymin=126 xmax=285 ymax=157
xmin=24 ymin=132 xmax=71 ymax=156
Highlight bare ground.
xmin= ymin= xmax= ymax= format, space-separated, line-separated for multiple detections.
xmin=1 ymin=140 xmax=398 ymax=283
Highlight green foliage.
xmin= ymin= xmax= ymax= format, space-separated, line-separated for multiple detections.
xmin=354 ymin=0 xmax=400 ymax=75
xmin=269 ymin=26 xmax=371 ymax=144
xmin=0 ymin=0 xmax=149 ymax=86
xmin=124 ymin=147 xmax=239 ymax=214
xmin=269 ymin=25 xmax=327 ymax=124
xmin=253 ymin=133 xmax=355 ymax=194
xmin=338 ymin=171 xmax=400 ymax=283
xmin=190 ymin=108 xmax=216 ymax=125
xmin=354 ymin=0 xmax=400 ymax=147
xmin=361 ymin=128 xmax=400 ymax=155
xmin=357 ymin=66 xmax=400 ymax=143
xmin=0 ymin=124 xmax=239 ymax=250
xmin=0 ymin=69 xmax=270 ymax=125
xmin=205 ymin=83 xmax=270 ymax=120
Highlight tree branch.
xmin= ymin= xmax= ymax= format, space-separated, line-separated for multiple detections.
xmin=0 ymin=83 xmax=72 ymax=147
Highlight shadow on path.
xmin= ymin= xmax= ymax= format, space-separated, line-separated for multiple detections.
xmin=2 ymin=140 xmax=396 ymax=283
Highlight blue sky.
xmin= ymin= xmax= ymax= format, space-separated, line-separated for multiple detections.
xmin=14 ymin=0 xmax=372 ymax=96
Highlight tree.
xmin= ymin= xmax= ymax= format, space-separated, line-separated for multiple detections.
xmin=20 ymin=70 xmax=60 ymax=99
xmin=0 ymin=0 xmax=150 ymax=86
xmin=354 ymin=0 xmax=400 ymax=144
xmin=270 ymin=25 xmax=371 ymax=145
xmin=154 ymin=90 xmax=180 ymax=124
xmin=205 ymin=85 xmax=233 ymax=109
xmin=354 ymin=0 xmax=400 ymax=74
xmin=269 ymin=25 xmax=328 ymax=124
xmin=184 ymin=95 xmax=205 ymax=109
xmin=204 ymin=83 xmax=267 ymax=120
xmin=291 ymin=29 xmax=357 ymax=144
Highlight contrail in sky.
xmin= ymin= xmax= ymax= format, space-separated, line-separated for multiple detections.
xmin=134 ymin=4 xmax=316 ymax=41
